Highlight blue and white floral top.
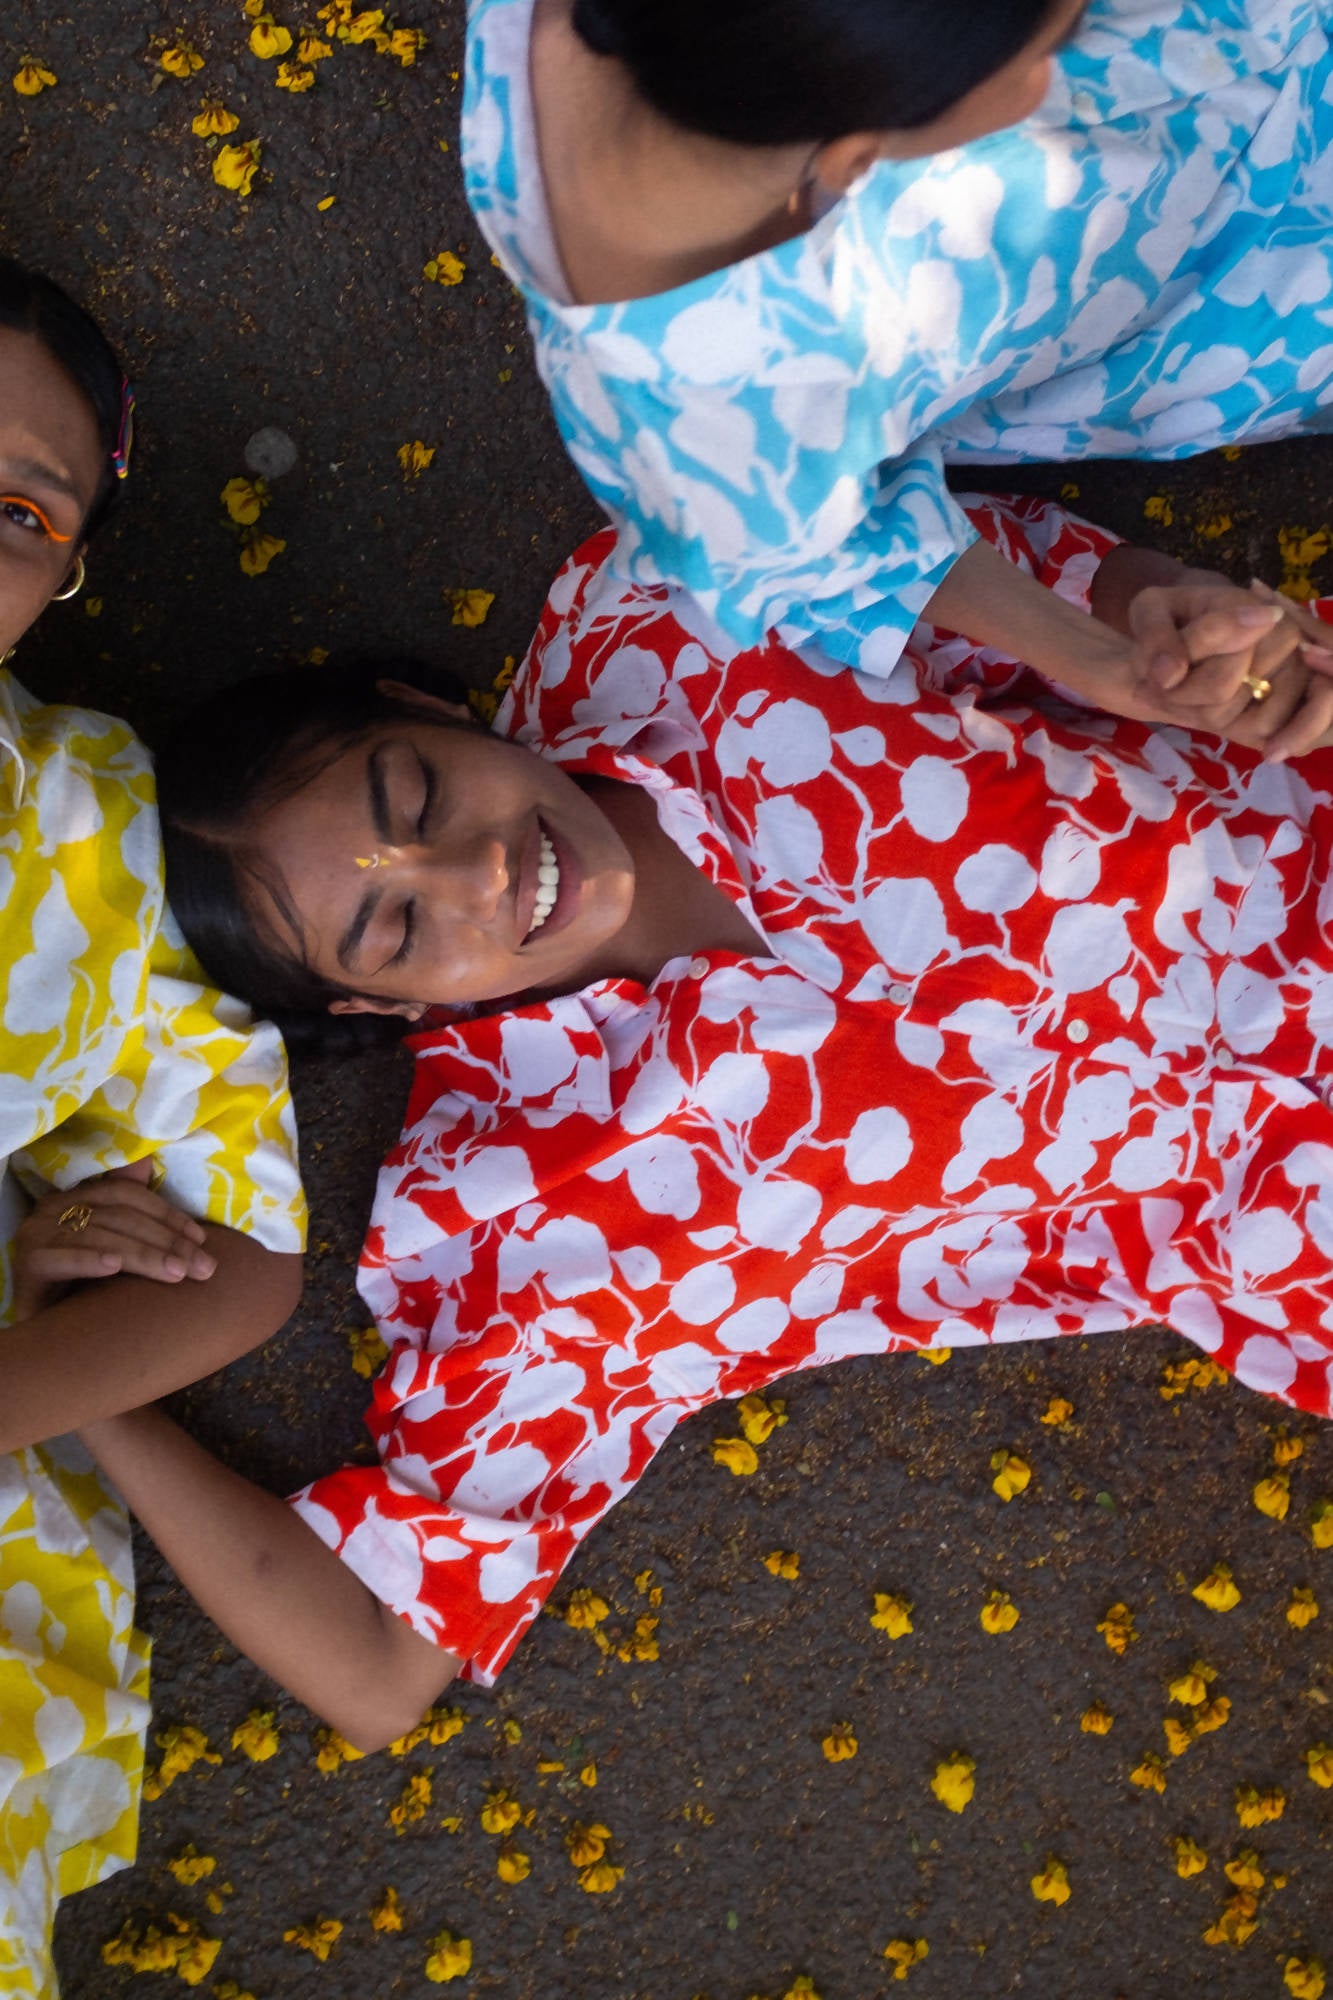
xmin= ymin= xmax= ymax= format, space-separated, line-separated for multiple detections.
xmin=464 ymin=0 xmax=1333 ymax=670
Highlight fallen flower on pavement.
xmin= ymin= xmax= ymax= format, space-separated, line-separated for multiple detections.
xmin=737 ymin=1393 xmax=787 ymax=1444
xmin=1304 ymin=1742 xmax=1333 ymax=1788
xmin=1192 ymin=1565 xmax=1241 ymax=1612
xmin=1080 ymin=1703 xmax=1113 ymax=1735
xmin=990 ymin=1448 xmax=1031 ymax=1500
xmin=821 ymin=1725 xmax=858 ymax=1763
xmin=1234 ymin=1783 xmax=1285 ymax=1827
xmin=883 ymin=1938 xmax=929 ymax=1980
xmin=579 ymin=1860 xmax=625 ymax=1893
xmin=1040 ymin=1397 xmax=1073 ymax=1424
xmin=1285 ymin=1957 xmax=1327 ymax=1999
xmin=424 ymin=1931 xmax=472 ymax=1982
xmin=712 ymin=1437 xmax=759 ymax=1475
xmin=313 ymin=1725 xmax=364 ymax=1772
xmin=192 ymin=98 xmax=239 ymax=134
xmin=239 ymin=529 xmax=286 ymax=575
xmin=447 ymin=586 xmax=494 ymax=627
xmin=250 ymin=19 xmax=294 ymax=57
xmin=870 ymin=1592 xmax=913 ymax=1638
xmin=1222 ymin=1850 xmax=1264 ymax=1892
xmin=166 ymin=1844 xmax=216 ymax=1886
xmin=763 ymin=1549 xmax=800 ymax=1579
xmin=142 ymin=1724 xmax=221 ymax=1799
xmin=979 ymin=1589 xmax=1019 ymax=1634
xmin=231 ymin=1709 xmax=280 ymax=1761
xmin=370 ymin=1886 xmax=404 ymax=1932
xmin=566 ymin=1821 xmax=611 ymax=1866
xmin=214 ymin=141 xmax=262 ymax=197
xmin=930 ymin=1753 xmax=975 ymax=1813
xmin=390 ymin=1771 xmax=433 ymax=1831
xmin=480 ymin=1787 xmax=521 ymax=1836
xmin=160 ymin=42 xmax=205 ymax=77
xmin=1168 ymin=1663 xmax=1215 ymax=1706
xmin=564 ymin=1588 xmax=610 ymax=1629
xmin=1030 ymin=1857 xmax=1071 ymax=1906
xmin=1311 ymin=1498 xmax=1333 ymax=1549
xmin=1097 ymin=1602 xmax=1137 ymax=1654
xmin=1254 ymin=1472 xmax=1291 ymax=1520
xmin=497 ymin=1843 xmax=531 ymax=1883
xmin=283 ymin=1919 xmax=343 ymax=1962
xmin=1287 ymin=1587 xmax=1319 ymax=1629
xmin=1202 ymin=1891 xmax=1258 ymax=1948
xmin=398 ymin=440 xmax=436 ymax=480
xmin=13 ymin=60 xmax=57 ymax=95
xmin=1170 ymin=1835 xmax=1207 ymax=1878
xmin=1130 ymin=1753 xmax=1167 ymax=1794
xmin=348 ymin=1324 xmax=389 ymax=1377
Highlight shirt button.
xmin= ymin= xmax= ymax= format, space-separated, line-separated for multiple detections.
xmin=1066 ymin=1019 xmax=1090 ymax=1044
xmin=887 ymin=982 xmax=912 ymax=1006
xmin=689 ymin=957 xmax=711 ymax=980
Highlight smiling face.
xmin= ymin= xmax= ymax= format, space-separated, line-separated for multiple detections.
xmin=244 ymin=691 xmax=638 ymax=1015
xmin=0 ymin=325 xmax=104 ymax=657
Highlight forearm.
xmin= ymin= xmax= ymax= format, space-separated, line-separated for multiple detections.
xmin=1087 ymin=542 xmax=1202 ymax=636
xmin=925 ymin=536 xmax=1140 ymax=706
xmin=78 ymin=1404 xmax=459 ymax=1751
xmin=1 ymin=1228 xmax=302 ymax=1452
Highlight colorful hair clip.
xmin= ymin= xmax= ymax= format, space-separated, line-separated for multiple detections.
xmin=112 ymin=376 xmax=135 ymax=481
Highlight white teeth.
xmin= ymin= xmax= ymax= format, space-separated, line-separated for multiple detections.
xmin=528 ymin=832 xmax=560 ymax=935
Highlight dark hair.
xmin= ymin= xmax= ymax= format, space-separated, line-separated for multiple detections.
xmin=156 ymin=657 xmax=474 ymax=1055
xmin=571 ymin=0 xmax=1059 ymax=144
xmin=0 ymin=256 xmax=130 ymax=536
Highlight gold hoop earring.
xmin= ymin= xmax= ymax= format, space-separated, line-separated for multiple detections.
xmin=1 ymin=649 xmax=15 ymax=668
xmin=51 ymin=556 xmax=86 ymax=603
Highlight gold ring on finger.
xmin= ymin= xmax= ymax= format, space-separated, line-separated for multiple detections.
xmin=57 ymin=1202 xmax=95 ymax=1233
xmin=1243 ymin=673 xmax=1272 ymax=702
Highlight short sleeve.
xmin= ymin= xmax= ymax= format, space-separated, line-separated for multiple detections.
xmin=290 ymin=1319 xmax=694 ymax=1686
xmin=14 ymin=909 xmax=306 ymax=1254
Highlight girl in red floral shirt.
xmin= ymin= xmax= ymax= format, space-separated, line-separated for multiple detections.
xmin=79 ymin=496 xmax=1333 ymax=1748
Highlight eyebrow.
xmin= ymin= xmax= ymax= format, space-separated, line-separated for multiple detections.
xmin=335 ymin=744 xmax=396 ymax=970
xmin=0 ymin=455 xmax=83 ymax=503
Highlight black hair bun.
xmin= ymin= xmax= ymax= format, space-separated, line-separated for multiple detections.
xmin=571 ymin=0 xmax=627 ymax=58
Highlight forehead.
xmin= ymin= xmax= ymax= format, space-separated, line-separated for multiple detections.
xmin=0 ymin=323 xmax=103 ymax=497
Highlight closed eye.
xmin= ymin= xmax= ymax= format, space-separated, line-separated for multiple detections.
xmin=390 ymin=899 xmax=417 ymax=967
xmin=0 ymin=494 xmax=73 ymax=543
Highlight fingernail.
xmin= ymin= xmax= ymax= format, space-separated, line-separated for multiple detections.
xmin=1249 ymin=578 xmax=1278 ymax=600
xmin=1237 ymin=604 xmax=1285 ymax=629
xmin=1301 ymin=641 xmax=1333 ymax=662
xmin=100 ymin=1253 xmax=120 ymax=1270
xmin=192 ymin=1254 xmax=217 ymax=1280
xmin=164 ymin=1257 xmax=187 ymax=1279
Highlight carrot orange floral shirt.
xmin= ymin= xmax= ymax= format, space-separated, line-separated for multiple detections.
xmin=292 ymin=496 xmax=1333 ymax=1684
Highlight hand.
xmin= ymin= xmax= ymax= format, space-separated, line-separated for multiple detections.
xmin=1128 ymin=577 xmax=1333 ymax=761
xmin=11 ymin=1166 xmax=216 ymax=1321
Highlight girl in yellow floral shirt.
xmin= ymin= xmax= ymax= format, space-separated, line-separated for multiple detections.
xmin=0 ymin=259 xmax=306 ymax=2000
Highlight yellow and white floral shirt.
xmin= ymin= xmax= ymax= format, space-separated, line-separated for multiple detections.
xmin=0 ymin=669 xmax=306 ymax=1999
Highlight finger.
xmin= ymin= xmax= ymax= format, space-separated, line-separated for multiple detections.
xmin=29 ymin=1214 xmax=216 ymax=1282
xmin=1301 ymin=640 xmax=1333 ymax=680
xmin=1177 ymin=604 xmax=1285 ymax=675
xmin=44 ymin=1178 xmax=207 ymax=1246
xmin=1262 ymin=674 xmax=1333 ymax=763
xmin=101 ymin=1158 xmax=155 ymax=1186
xmin=19 ymin=1246 xmax=125 ymax=1285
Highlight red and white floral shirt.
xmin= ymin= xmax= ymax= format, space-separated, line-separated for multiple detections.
xmin=292 ymin=497 xmax=1333 ymax=1684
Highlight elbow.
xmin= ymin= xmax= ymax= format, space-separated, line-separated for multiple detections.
xmin=334 ymin=1657 xmax=462 ymax=1757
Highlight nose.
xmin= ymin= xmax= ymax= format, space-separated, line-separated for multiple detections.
xmin=409 ymin=830 xmax=511 ymax=929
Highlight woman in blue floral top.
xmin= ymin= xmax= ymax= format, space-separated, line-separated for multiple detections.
xmin=464 ymin=0 xmax=1333 ymax=753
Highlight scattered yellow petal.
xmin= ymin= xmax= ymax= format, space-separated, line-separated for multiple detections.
xmin=763 ymin=1548 xmax=800 ymax=1580
xmin=424 ymin=250 xmax=467 ymax=285
xmin=1193 ymin=1565 xmax=1241 ymax=1612
xmin=220 ymin=475 xmax=269 ymax=525
xmin=1202 ymin=1890 xmax=1259 ymax=1947
xmin=821 ymin=1725 xmax=858 ymax=1763
xmin=1287 ymin=1586 xmax=1320 ymax=1629
xmin=930 ymin=1752 xmax=975 ymax=1813
xmin=1129 ymin=1753 xmax=1167 ymax=1794
xmin=1196 ymin=513 xmax=1233 ymax=540
xmin=1220 ymin=445 xmax=1243 ymax=461
xmin=1144 ymin=493 xmax=1175 ymax=527
xmin=371 ymin=1886 xmax=404 ymax=1932
xmin=249 ymin=20 xmax=295 ymax=58
xmin=85 ymin=597 xmax=103 ymax=617
xmin=496 ymin=1842 xmax=531 ymax=1883
xmin=736 ymin=1392 xmax=787 ymax=1445
xmin=579 ymin=1762 xmax=598 ymax=1787
xmin=398 ymin=439 xmax=437 ymax=480
xmin=870 ymin=1591 xmax=913 ymax=1638
xmin=1234 ymin=1783 xmax=1285 ymax=1827
xmin=979 ymin=1589 xmax=1019 ymax=1634
xmin=447 ymin=586 xmax=494 ymax=628
xmin=566 ymin=1821 xmax=611 ymax=1867
xmin=13 ymin=61 xmax=57 ymax=96
xmin=1171 ymin=1835 xmax=1207 ymax=1878
xmin=347 ymin=1323 xmax=390 ymax=1377
xmin=239 ymin=529 xmax=286 ymax=576
xmin=883 ymin=1937 xmax=929 ymax=1980
xmin=1097 ymin=1602 xmax=1137 ymax=1655
xmin=213 ymin=140 xmax=263 ymax=197
xmin=1285 ymin=1957 xmax=1328 ymax=1999
xmin=424 ymin=1930 xmax=472 ymax=1983
xmin=564 ymin=1588 xmax=610 ymax=1630
xmin=1162 ymin=1716 xmax=1195 ymax=1758
xmin=1059 ymin=481 xmax=1080 ymax=501
xmin=283 ymin=1919 xmax=343 ymax=1962
xmin=711 ymin=1436 xmax=759 ymax=1476
xmin=480 ymin=1787 xmax=522 ymax=1836
xmin=166 ymin=1844 xmax=216 ymax=1886
xmin=192 ymin=98 xmax=239 ymax=135
xmin=1311 ymin=1498 xmax=1333 ymax=1549
xmin=313 ymin=1725 xmax=364 ymax=1772
xmin=1304 ymin=1741 xmax=1333 ymax=1788
xmin=990 ymin=1449 xmax=1031 ymax=1501
xmin=440 ymin=1815 xmax=463 ymax=1834
xmin=1168 ymin=1662 xmax=1216 ymax=1706
xmin=1080 ymin=1703 xmax=1113 ymax=1735
xmin=390 ymin=1771 xmax=433 ymax=1831
xmin=388 ymin=25 xmax=427 ymax=63
xmin=299 ymin=32 xmax=333 ymax=60
xmin=231 ymin=1709 xmax=280 ymax=1761
xmin=918 ymin=1345 xmax=951 ymax=1364
xmin=1040 ymin=1396 xmax=1073 ymax=1425
xmin=1273 ymin=1428 xmax=1305 ymax=1467
xmin=1192 ymin=1695 xmax=1230 ymax=1737
xmin=1222 ymin=1848 xmax=1264 ymax=1892
xmin=160 ymin=43 xmax=205 ymax=77
xmin=578 ymin=1860 xmax=625 ymax=1893
xmin=1030 ymin=1856 xmax=1071 ymax=1906
xmin=142 ymin=1724 xmax=221 ymax=1798
xmin=275 ymin=60 xmax=316 ymax=90
xmin=1254 ymin=1472 xmax=1291 ymax=1521
xmin=1159 ymin=1356 xmax=1228 ymax=1399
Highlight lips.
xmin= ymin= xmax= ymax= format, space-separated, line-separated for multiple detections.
xmin=528 ymin=830 xmax=560 ymax=934
xmin=520 ymin=816 xmax=582 ymax=947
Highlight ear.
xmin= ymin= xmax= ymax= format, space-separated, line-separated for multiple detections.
xmin=810 ymin=133 xmax=885 ymax=197
xmin=328 ymin=994 xmax=430 ymax=1022
xmin=376 ymin=678 xmax=473 ymax=726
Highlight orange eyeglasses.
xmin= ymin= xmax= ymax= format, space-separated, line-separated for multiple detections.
xmin=0 ymin=496 xmax=74 ymax=544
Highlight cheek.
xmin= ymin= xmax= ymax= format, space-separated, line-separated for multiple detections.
xmin=0 ymin=552 xmax=67 ymax=653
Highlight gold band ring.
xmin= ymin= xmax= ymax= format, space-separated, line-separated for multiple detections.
xmin=57 ymin=1202 xmax=94 ymax=1233
xmin=1243 ymin=673 xmax=1272 ymax=703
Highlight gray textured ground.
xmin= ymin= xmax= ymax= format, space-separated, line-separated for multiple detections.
xmin=2 ymin=3 xmax=1330 ymax=1994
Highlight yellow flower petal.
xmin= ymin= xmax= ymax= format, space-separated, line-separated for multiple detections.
xmin=564 ymin=1588 xmax=610 ymax=1630
xmin=496 ymin=1843 xmax=531 ymax=1883
xmin=1233 ymin=1783 xmax=1284 ymax=1827
xmin=565 ymin=1820 xmax=611 ymax=1867
xmin=930 ymin=1752 xmax=975 ymax=1813
xmin=1285 ymin=1958 xmax=1328 ymax=2000
xmin=1144 ymin=493 xmax=1176 ymax=527
xmin=1129 ymin=1753 xmax=1167 ymax=1793
xmin=1096 ymin=1602 xmax=1137 ymax=1654
xmin=1202 ymin=1891 xmax=1259 ymax=1948
xmin=192 ymin=98 xmax=240 ymax=136
xmin=249 ymin=20 xmax=295 ymax=58
xmin=979 ymin=1589 xmax=1019 ymax=1634
xmin=283 ymin=1919 xmax=343 ymax=1963
xmin=13 ymin=61 xmax=57 ymax=96
xmin=1222 ymin=1849 xmax=1264 ymax=1892
xmin=1039 ymin=1396 xmax=1073 ymax=1424
xmin=480 ymin=1787 xmax=522 ymax=1836
xmin=370 ymin=1886 xmax=404 ymax=1932
xmin=883 ymin=1938 xmax=929 ymax=1980
xmin=1192 ymin=1564 xmax=1241 ymax=1612
xmin=231 ymin=1712 xmax=280 ymax=1760
xmin=446 ymin=586 xmax=494 ymax=628
xmin=238 ymin=529 xmax=285 ymax=575
xmin=990 ymin=1448 xmax=1031 ymax=1501
xmin=711 ymin=1436 xmax=758 ymax=1476
xmin=869 ymin=1591 xmax=913 ymax=1638
xmin=1170 ymin=1835 xmax=1207 ymax=1878
xmin=1311 ymin=1497 xmax=1333 ymax=1549
xmin=763 ymin=1548 xmax=800 ymax=1579
xmin=1304 ymin=1741 xmax=1333 ymax=1788
xmin=578 ymin=1860 xmax=624 ymax=1893
xmin=166 ymin=1844 xmax=216 ymax=1886
xmin=390 ymin=1771 xmax=433 ymax=1831
xmin=918 ymin=1345 xmax=951 ymax=1364
xmin=424 ymin=250 xmax=467 ymax=285
xmin=1287 ymin=1586 xmax=1320 ymax=1629
xmin=1162 ymin=1716 xmax=1194 ymax=1758
xmin=424 ymin=1931 xmax=472 ymax=1982
xmin=160 ymin=44 xmax=205 ymax=77
xmin=1030 ymin=1856 xmax=1071 ymax=1906
xmin=275 ymin=60 xmax=316 ymax=90
xmin=1080 ymin=1703 xmax=1114 ymax=1735
xmin=1167 ymin=1662 xmax=1215 ymax=1706
xmin=213 ymin=141 xmax=263 ymax=198
xmin=1253 ymin=1472 xmax=1290 ymax=1520
xmin=348 ymin=1324 xmax=390 ymax=1376
xmin=1273 ymin=1428 xmax=1305 ymax=1467
xmin=821 ymin=1725 xmax=858 ymax=1763
xmin=1192 ymin=1695 xmax=1230 ymax=1737
xmin=398 ymin=440 xmax=436 ymax=480
xmin=221 ymin=476 xmax=268 ymax=525
xmin=736 ymin=1392 xmax=787 ymax=1445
